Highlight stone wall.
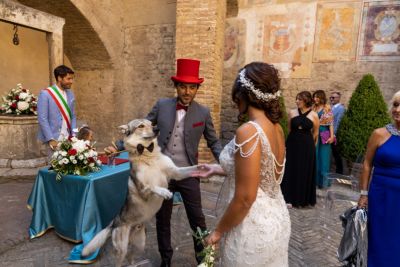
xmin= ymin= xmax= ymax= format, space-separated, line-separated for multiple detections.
xmin=220 ymin=1 xmax=400 ymax=144
xmin=13 ymin=0 xmax=177 ymax=148
xmin=0 ymin=22 xmax=49 ymax=95
xmin=175 ymin=0 xmax=227 ymax=162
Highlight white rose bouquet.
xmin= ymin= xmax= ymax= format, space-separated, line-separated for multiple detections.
xmin=193 ymin=227 xmax=217 ymax=267
xmin=0 ymin=83 xmax=37 ymax=115
xmin=50 ymin=136 xmax=102 ymax=181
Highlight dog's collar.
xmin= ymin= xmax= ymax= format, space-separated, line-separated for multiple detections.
xmin=136 ymin=142 xmax=154 ymax=155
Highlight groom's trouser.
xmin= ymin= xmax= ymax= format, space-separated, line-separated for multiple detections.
xmin=156 ymin=177 xmax=206 ymax=264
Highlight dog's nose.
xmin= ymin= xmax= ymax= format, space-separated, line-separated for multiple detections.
xmin=153 ymin=126 xmax=160 ymax=136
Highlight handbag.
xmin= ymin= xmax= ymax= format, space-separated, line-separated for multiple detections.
xmin=320 ymin=130 xmax=331 ymax=144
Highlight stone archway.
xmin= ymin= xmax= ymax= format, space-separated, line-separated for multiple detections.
xmin=15 ymin=0 xmax=117 ymax=146
xmin=17 ymin=0 xmax=112 ymax=70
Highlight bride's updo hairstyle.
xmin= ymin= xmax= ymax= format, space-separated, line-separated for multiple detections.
xmin=231 ymin=62 xmax=282 ymax=123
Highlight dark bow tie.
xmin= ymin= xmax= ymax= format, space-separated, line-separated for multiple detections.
xmin=136 ymin=142 xmax=154 ymax=155
xmin=176 ymin=103 xmax=188 ymax=111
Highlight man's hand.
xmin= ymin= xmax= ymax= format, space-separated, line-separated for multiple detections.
xmin=49 ymin=140 xmax=58 ymax=150
xmin=191 ymin=164 xmax=225 ymax=178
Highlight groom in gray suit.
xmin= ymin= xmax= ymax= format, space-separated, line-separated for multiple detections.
xmin=147 ymin=58 xmax=222 ymax=266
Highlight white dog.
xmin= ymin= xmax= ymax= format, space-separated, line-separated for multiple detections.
xmin=82 ymin=119 xmax=199 ymax=267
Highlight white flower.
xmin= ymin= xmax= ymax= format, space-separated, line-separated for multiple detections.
xmin=84 ymin=153 xmax=89 ymax=158
xmin=78 ymin=155 xmax=84 ymax=160
xmin=197 ymin=263 xmax=206 ymax=267
xmin=53 ymin=151 xmax=59 ymax=157
xmin=18 ymin=92 xmax=28 ymax=100
xmin=58 ymin=160 xmax=64 ymax=165
xmin=72 ymin=139 xmax=88 ymax=153
xmin=6 ymin=109 xmax=12 ymax=113
xmin=89 ymin=163 xmax=95 ymax=167
xmin=69 ymin=156 xmax=75 ymax=161
xmin=96 ymin=160 xmax=102 ymax=166
xmin=63 ymin=158 xmax=69 ymax=164
xmin=17 ymin=101 xmax=29 ymax=111
xmin=61 ymin=151 xmax=67 ymax=156
xmin=72 ymin=160 xmax=77 ymax=164
xmin=71 ymin=137 xmax=78 ymax=142
xmin=84 ymin=160 xmax=88 ymax=164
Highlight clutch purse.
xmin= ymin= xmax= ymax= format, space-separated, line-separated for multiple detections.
xmin=320 ymin=130 xmax=334 ymax=145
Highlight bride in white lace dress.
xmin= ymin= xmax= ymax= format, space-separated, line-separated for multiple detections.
xmin=195 ymin=62 xmax=291 ymax=266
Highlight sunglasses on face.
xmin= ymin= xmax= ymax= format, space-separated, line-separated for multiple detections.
xmin=330 ymin=96 xmax=338 ymax=100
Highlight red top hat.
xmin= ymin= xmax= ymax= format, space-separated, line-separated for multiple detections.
xmin=171 ymin=58 xmax=204 ymax=84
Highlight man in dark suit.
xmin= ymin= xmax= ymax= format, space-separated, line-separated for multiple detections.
xmin=106 ymin=58 xmax=222 ymax=266
xmin=147 ymin=58 xmax=222 ymax=266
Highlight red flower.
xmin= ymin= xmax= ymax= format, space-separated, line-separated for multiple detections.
xmin=31 ymin=97 xmax=36 ymax=101
xmin=15 ymin=95 xmax=19 ymax=101
xmin=22 ymin=89 xmax=27 ymax=92
xmin=68 ymin=149 xmax=77 ymax=156
xmin=10 ymin=103 xmax=17 ymax=109
xmin=88 ymin=157 xmax=95 ymax=163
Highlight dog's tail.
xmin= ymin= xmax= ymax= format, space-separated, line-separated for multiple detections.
xmin=81 ymin=222 xmax=112 ymax=256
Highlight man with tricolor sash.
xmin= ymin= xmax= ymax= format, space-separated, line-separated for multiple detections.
xmin=37 ymin=65 xmax=76 ymax=156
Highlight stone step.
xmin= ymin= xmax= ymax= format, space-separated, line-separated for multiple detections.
xmin=0 ymin=167 xmax=38 ymax=183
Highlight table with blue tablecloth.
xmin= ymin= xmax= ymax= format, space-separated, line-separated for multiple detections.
xmin=27 ymin=152 xmax=130 ymax=264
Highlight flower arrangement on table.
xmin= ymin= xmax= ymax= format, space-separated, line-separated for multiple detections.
xmin=0 ymin=83 xmax=37 ymax=115
xmin=50 ymin=136 xmax=102 ymax=181
xmin=193 ymin=227 xmax=217 ymax=267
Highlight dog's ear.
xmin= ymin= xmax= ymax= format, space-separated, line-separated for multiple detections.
xmin=118 ymin=124 xmax=130 ymax=135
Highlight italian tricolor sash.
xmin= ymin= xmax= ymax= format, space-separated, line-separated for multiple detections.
xmin=45 ymin=85 xmax=72 ymax=132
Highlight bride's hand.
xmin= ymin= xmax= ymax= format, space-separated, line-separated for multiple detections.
xmin=205 ymin=230 xmax=222 ymax=246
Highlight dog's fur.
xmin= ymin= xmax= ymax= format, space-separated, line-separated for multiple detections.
xmin=82 ymin=119 xmax=199 ymax=267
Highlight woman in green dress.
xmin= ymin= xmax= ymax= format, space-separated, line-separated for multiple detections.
xmin=313 ymin=90 xmax=335 ymax=188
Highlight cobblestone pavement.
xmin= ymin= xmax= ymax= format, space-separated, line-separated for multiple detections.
xmin=0 ymin=180 xmax=354 ymax=267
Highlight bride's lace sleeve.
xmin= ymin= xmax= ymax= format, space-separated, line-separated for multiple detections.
xmin=233 ymin=131 xmax=260 ymax=158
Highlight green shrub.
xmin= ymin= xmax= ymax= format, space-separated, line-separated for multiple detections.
xmin=279 ymin=96 xmax=289 ymax=138
xmin=337 ymin=74 xmax=391 ymax=162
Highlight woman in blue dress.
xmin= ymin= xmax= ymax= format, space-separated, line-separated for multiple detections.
xmin=358 ymin=90 xmax=400 ymax=266
xmin=312 ymin=90 xmax=335 ymax=188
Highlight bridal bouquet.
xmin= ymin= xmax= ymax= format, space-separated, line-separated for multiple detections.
xmin=0 ymin=83 xmax=37 ymax=115
xmin=193 ymin=227 xmax=217 ymax=267
xmin=50 ymin=136 xmax=101 ymax=181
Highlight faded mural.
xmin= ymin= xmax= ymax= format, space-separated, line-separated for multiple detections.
xmin=224 ymin=18 xmax=246 ymax=69
xmin=358 ymin=1 xmax=400 ymax=61
xmin=313 ymin=2 xmax=361 ymax=62
xmin=262 ymin=4 xmax=316 ymax=78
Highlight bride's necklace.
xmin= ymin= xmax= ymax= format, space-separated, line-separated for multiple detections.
xmin=386 ymin=123 xmax=400 ymax=136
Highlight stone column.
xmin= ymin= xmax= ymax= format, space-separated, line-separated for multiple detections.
xmin=47 ymin=30 xmax=64 ymax=84
xmin=175 ymin=0 xmax=227 ymax=162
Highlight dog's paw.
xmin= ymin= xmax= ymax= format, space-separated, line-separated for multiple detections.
xmin=153 ymin=187 xmax=173 ymax=199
